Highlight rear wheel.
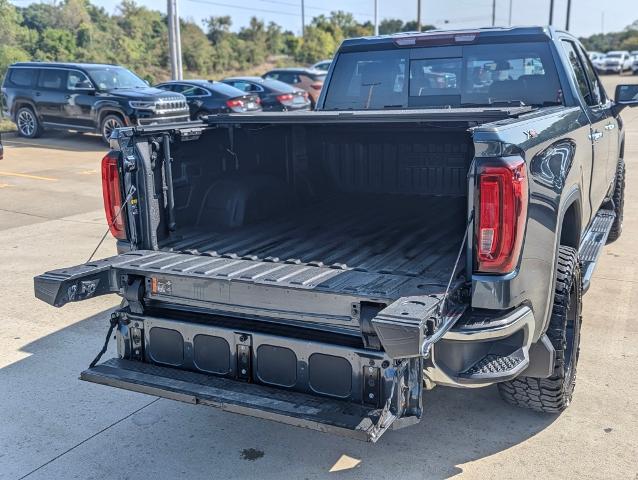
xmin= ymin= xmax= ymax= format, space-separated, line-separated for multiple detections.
xmin=606 ymin=159 xmax=625 ymax=243
xmin=16 ymin=107 xmax=42 ymax=138
xmin=498 ymin=246 xmax=582 ymax=413
xmin=100 ymin=114 xmax=124 ymax=144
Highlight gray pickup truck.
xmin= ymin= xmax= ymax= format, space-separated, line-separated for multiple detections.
xmin=35 ymin=27 xmax=638 ymax=442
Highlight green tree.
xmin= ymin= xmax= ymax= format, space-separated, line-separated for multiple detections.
xmin=0 ymin=0 xmax=31 ymax=77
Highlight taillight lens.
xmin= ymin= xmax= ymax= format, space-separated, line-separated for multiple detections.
xmin=476 ymin=159 xmax=528 ymax=273
xmin=226 ymin=99 xmax=244 ymax=109
xmin=101 ymin=151 xmax=127 ymax=240
xmin=277 ymin=93 xmax=293 ymax=103
xmin=310 ymin=83 xmax=322 ymax=91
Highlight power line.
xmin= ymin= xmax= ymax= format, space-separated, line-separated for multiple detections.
xmin=185 ymin=0 xmax=301 ymax=17
xmin=258 ymin=0 xmax=373 ymax=17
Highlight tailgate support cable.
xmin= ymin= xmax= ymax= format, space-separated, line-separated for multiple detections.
xmin=86 ymin=186 xmax=136 ymax=264
xmin=421 ymin=210 xmax=474 ymax=357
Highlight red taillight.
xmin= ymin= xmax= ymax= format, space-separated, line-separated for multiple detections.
xmin=254 ymin=97 xmax=261 ymax=104
xmin=476 ymin=159 xmax=527 ymax=273
xmin=101 ymin=151 xmax=127 ymax=240
xmin=310 ymin=83 xmax=322 ymax=91
xmin=277 ymin=93 xmax=294 ymax=103
xmin=226 ymin=99 xmax=244 ymax=109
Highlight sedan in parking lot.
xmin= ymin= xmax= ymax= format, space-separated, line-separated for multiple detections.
xmin=262 ymin=68 xmax=325 ymax=107
xmin=221 ymin=77 xmax=311 ymax=111
xmin=154 ymin=80 xmax=262 ymax=120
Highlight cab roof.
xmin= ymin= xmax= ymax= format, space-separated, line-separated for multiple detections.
xmin=338 ymin=26 xmax=571 ymax=52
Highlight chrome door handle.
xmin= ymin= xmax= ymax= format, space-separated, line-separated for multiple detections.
xmin=604 ymin=123 xmax=616 ymax=130
xmin=589 ymin=130 xmax=603 ymax=142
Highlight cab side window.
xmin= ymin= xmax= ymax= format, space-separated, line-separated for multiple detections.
xmin=8 ymin=68 xmax=35 ymax=87
xmin=577 ymin=45 xmax=606 ymax=105
xmin=67 ymin=71 xmax=92 ymax=90
xmin=38 ymin=69 xmax=67 ymax=90
xmin=561 ymin=40 xmax=595 ymax=106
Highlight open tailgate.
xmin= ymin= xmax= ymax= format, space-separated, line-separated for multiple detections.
xmin=35 ymin=250 xmax=465 ymax=442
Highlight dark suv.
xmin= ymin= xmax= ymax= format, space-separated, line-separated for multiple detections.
xmin=1 ymin=62 xmax=190 ymax=142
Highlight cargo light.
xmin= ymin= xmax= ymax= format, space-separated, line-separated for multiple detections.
xmin=476 ymin=158 xmax=527 ymax=273
xmin=101 ymin=151 xmax=127 ymax=240
xmin=393 ymin=31 xmax=479 ymax=47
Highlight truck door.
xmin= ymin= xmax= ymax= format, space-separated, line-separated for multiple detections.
xmin=560 ymin=40 xmax=610 ymax=213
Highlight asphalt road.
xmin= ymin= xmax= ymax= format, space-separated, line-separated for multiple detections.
xmin=1 ymin=76 xmax=637 ymax=480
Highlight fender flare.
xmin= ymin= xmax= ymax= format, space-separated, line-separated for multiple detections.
xmin=12 ymin=98 xmax=39 ymax=121
xmin=96 ymin=105 xmax=130 ymax=128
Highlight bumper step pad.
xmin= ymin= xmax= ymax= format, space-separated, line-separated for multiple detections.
xmin=81 ymin=358 xmax=396 ymax=442
xmin=458 ymin=347 xmax=528 ymax=381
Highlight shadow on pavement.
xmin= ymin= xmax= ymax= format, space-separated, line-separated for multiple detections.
xmin=2 ymin=130 xmax=107 ymax=153
xmin=2 ymin=308 xmax=558 ymax=479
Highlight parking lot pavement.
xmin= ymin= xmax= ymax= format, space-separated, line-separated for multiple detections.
xmin=1 ymin=75 xmax=638 ymax=480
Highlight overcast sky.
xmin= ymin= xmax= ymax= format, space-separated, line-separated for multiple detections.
xmin=10 ymin=0 xmax=638 ymax=37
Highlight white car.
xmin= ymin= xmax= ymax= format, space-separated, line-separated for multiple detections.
xmin=310 ymin=59 xmax=332 ymax=72
xmin=588 ymin=51 xmax=605 ymax=70
xmin=598 ymin=51 xmax=633 ymax=74
xmin=631 ymin=51 xmax=638 ymax=75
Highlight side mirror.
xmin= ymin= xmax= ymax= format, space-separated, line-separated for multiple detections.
xmin=613 ymin=84 xmax=638 ymax=113
xmin=75 ymin=80 xmax=95 ymax=92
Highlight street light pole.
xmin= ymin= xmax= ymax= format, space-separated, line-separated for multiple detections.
xmin=174 ymin=0 xmax=183 ymax=80
xmin=374 ymin=0 xmax=379 ymax=36
xmin=565 ymin=0 xmax=572 ymax=30
xmin=417 ymin=0 xmax=422 ymax=32
xmin=492 ymin=0 xmax=496 ymax=26
xmin=549 ymin=0 xmax=554 ymax=26
xmin=167 ymin=0 xmax=177 ymax=80
xmin=508 ymin=0 xmax=513 ymax=26
xmin=301 ymin=0 xmax=305 ymax=37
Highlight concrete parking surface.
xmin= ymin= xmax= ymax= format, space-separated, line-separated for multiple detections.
xmin=1 ymin=77 xmax=637 ymax=480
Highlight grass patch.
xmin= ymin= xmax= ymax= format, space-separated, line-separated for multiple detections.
xmin=0 ymin=117 xmax=16 ymax=133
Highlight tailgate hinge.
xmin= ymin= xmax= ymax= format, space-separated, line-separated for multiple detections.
xmin=123 ymin=277 xmax=144 ymax=314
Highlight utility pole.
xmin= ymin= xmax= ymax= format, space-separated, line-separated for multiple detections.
xmin=565 ymin=0 xmax=572 ymax=31
xmin=417 ymin=0 xmax=422 ymax=32
xmin=508 ymin=0 xmax=513 ymax=26
xmin=301 ymin=0 xmax=305 ymax=37
xmin=174 ymin=0 xmax=182 ymax=80
xmin=601 ymin=11 xmax=604 ymax=34
xmin=549 ymin=0 xmax=554 ymax=26
xmin=491 ymin=0 xmax=496 ymax=26
xmin=374 ymin=0 xmax=379 ymax=36
xmin=167 ymin=0 xmax=182 ymax=80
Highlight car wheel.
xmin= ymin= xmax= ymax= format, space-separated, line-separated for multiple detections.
xmin=16 ymin=107 xmax=42 ymax=138
xmin=498 ymin=246 xmax=582 ymax=413
xmin=101 ymin=114 xmax=124 ymax=144
xmin=606 ymin=159 xmax=625 ymax=243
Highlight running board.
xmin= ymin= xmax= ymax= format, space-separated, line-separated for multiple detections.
xmin=81 ymin=358 xmax=402 ymax=442
xmin=579 ymin=209 xmax=615 ymax=293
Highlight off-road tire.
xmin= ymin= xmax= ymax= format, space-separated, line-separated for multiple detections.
xmin=498 ymin=246 xmax=582 ymax=413
xmin=606 ymin=159 xmax=625 ymax=243
xmin=100 ymin=114 xmax=124 ymax=144
xmin=16 ymin=106 xmax=43 ymax=138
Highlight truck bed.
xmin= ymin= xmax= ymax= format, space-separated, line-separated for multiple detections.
xmin=159 ymin=194 xmax=466 ymax=300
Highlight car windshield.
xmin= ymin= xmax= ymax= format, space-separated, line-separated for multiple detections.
xmin=85 ymin=66 xmax=147 ymax=90
xmin=607 ymin=53 xmax=623 ymax=58
xmin=324 ymin=41 xmax=563 ymax=110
